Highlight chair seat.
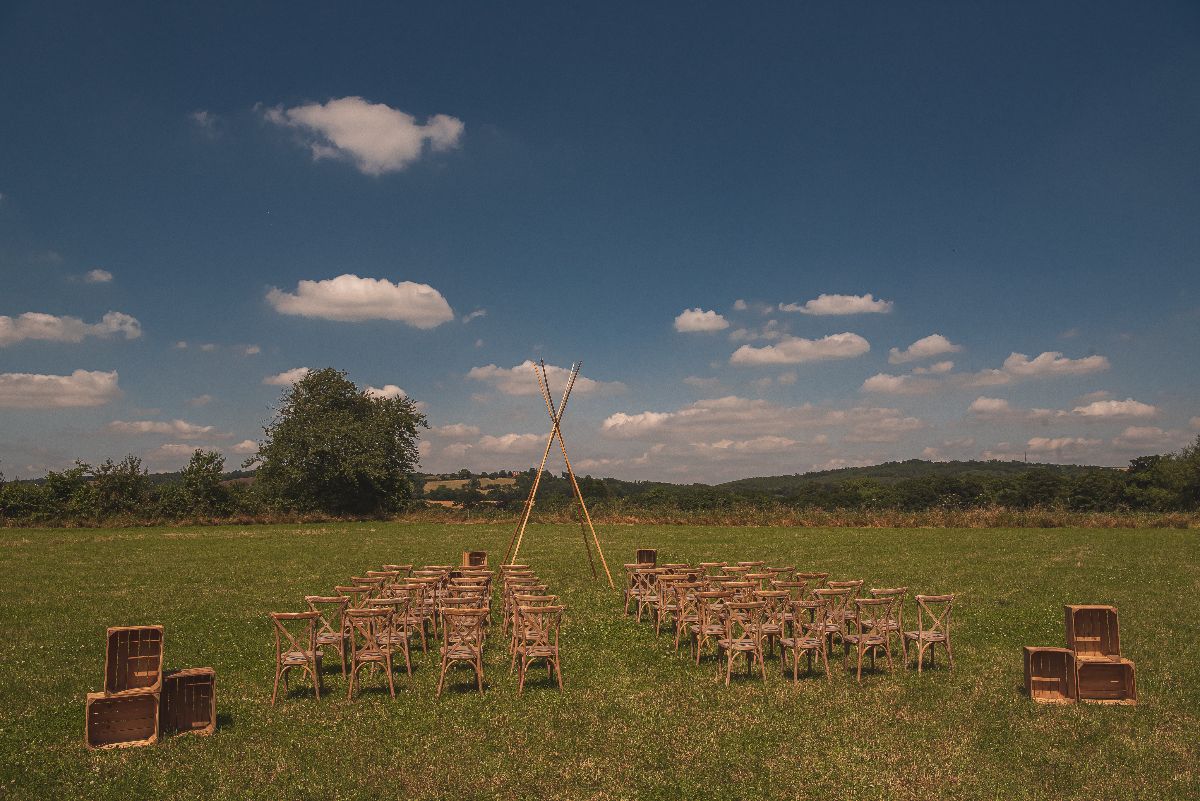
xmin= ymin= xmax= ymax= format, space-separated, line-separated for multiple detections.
xmin=442 ymin=644 xmax=481 ymax=660
xmin=843 ymin=633 xmax=887 ymax=647
xmin=904 ymin=630 xmax=946 ymax=641
xmin=353 ymin=648 xmax=386 ymax=662
xmin=780 ymin=636 xmax=822 ymax=650
xmin=717 ymin=638 xmax=759 ymax=651
xmin=316 ymin=632 xmax=344 ymax=645
xmin=282 ymin=649 xmax=319 ymax=666
xmin=518 ymin=645 xmax=557 ymax=658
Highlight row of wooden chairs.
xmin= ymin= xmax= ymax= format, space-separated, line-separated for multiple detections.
xmin=500 ymin=565 xmax=564 ymax=694
xmin=624 ymin=560 xmax=954 ymax=684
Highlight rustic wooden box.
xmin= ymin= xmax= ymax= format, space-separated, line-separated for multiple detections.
xmin=462 ymin=550 xmax=488 ymax=567
xmin=1077 ymin=658 xmax=1137 ymax=705
xmin=1023 ymin=646 xmax=1076 ymax=703
xmin=105 ymin=625 xmax=164 ymax=696
xmin=85 ymin=690 xmax=159 ymax=750
xmin=635 ymin=548 xmax=657 ymax=566
xmin=1064 ymin=605 xmax=1120 ymax=662
xmin=161 ymin=668 xmax=216 ymax=736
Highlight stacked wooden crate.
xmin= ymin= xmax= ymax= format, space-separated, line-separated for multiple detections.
xmin=1023 ymin=605 xmax=1137 ymax=705
xmin=85 ymin=626 xmax=216 ymax=749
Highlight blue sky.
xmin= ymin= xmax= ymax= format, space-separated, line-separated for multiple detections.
xmin=1 ymin=2 xmax=1198 ymax=482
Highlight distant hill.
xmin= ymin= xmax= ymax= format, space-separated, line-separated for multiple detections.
xmin=717 ymin=459 xmax=1108 ymax=495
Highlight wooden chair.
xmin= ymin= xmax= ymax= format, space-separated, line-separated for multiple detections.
xmin=698 ymin=561 xmax=727 ymax=575
xmin=721 ymin=565 xmax=752 ymax=576
xmin=366 ymin=597 xmax=413 ymax=677
xmin=366 ymin=569 xmax=401 ymax=592
xmin=393 ymin=583 xmax=431 ymax=656
xmin=437 ymin=607 xmax=488 ymax=696
xmin=904 ymin=594 xmax=955 ymax=672
xmin=746 ymin=572 xmax=773 ymax=591
xmin=334 ymin=585 xmax=372 ymax=610
xmin=842 ymin=597 xmax=896 ymax=682
xmin=691 ymin=590 xmax=732 ymax=664
xmin=827 ymin=580 xmax=864 ymax=628
xmin=270 ymin=611 xmax=322 ymax=705
xmin=809 ymin=587 xmax=852 ymax=649
xmin=753 ymin=590 xmax=790 ymax=657
xmin=780 ymin=596 xmax=830 ymax=681
xmin=724 ymin=581 xmax=756 ymax=602
xmin=382 ymin=563 xmax=414 ymax=577
xmin=345 ymin=608 xmax=395 ymax=699
xmin=672 ymin=581 xmax=703 ymax=654
xmin=869 ymin=586 xmax=909 ymax=663
xmin=633 ymin=567 xmax=665 ymax=622
xmin=795 ymin=572 xmax=829 ymax=595
xmin=717 ymin=601 xmax=766 ymax=685
xmin=771 ymin=580 xmax=808 ymax=637
xmin=737 ymin=561 xmax=766 ymax=569
xmin=654 ymin=574 xmax=689 ymax=638
xmin=350 ymin=575 xmax=386 ymax=599
xmin=514 ymin=604 xmax=564 ymax=694
xmin=304 ymin=595 xmax=350 ymax=677
xmin=509 ymin=593 xmax=557 ymax=667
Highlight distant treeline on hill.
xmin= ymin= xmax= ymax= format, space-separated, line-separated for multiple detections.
xmin=3 ymin=440 xmax=1199 ymax=527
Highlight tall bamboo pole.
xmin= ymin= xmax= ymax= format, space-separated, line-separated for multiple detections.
xmin=538 ymin=364 xmax=597 ymax=579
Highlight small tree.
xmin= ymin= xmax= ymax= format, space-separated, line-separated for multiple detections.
xmin=92 ymin=454 xmax=150 ymax=519
xmin=245 ymin=368 xmax=427 ymax=515
xmin=181 ymin=449 xmax=229 ymax=515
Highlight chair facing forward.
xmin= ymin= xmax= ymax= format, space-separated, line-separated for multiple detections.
xmin=437 ymin=607 xmax=489 ymax=696
xmin=270 ymin=611 xmax=321 ymax=706
xmin=904 ymin=594 xmax=955 ymax=672
xmin=345 ymin=608 xmax=395 ymax=699
xmin=514 ymin=604 xmax=564 ymax=694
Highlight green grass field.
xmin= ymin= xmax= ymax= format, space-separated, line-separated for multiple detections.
xmin=1 ymin=523 xmax=1197 ymax=800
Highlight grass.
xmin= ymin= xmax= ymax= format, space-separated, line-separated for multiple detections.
xmin=1 ymin=523 xmax=1197 ymax=800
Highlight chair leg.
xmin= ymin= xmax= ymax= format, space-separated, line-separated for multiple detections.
xmin=313 ymin=659 xmax=322 ymax=699
xmin=386 ymin=654 xmax=396 ymax=698
xmin=518 ymin=655 xmax=527 ymax=694
xmin=555 ymin=655 xmax=564 ymax=690
xmin=475 ymin=653 xmax=484 ymax=694
xmin=271 ymin=663 xmax=282 ymax=706
xmin=436 ymin=657 xmax=448 ymax=697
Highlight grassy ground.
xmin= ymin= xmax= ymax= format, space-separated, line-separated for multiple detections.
xmin=0 ymin=523 xmax=1196 ymax=800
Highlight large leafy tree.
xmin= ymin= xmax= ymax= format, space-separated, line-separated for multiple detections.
xmin=246 ymin=368 xmax=427 ymax=515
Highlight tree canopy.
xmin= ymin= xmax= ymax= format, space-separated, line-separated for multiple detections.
xmin=246 ymin=368 xmax=427 ymax=515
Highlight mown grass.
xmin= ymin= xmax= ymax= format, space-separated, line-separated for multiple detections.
xmin=0 ymin=523 xmax=1196 ymax=800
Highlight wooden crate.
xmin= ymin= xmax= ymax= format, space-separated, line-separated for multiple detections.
xmin=105 ymin=625 xmax=164 ymax=695
xmin=85 ymin=691 xmax=159 ymax=750
xmin=462 ymin=550 xmax=488 ymax=567
xmin=1023 ymin=646 xmax=1076 ymax=703
xmin=1064 ymin=605 xmax=1121 ymax=662
xmin=161 ymin=668 xmax=216 ymax=736
xmin=635 ymin=548 xmax=657 ymax=566
xmin=1077 ymin=658 xmax=1137 ymax=705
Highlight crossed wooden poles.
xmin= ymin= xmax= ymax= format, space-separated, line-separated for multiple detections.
xmin=502 ymin=360 xmax=615 ymax=588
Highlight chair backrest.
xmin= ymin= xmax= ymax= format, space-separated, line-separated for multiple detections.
xmin=721 ymin=565 xmax=751 ymax=576
xmin=366 ymin=597 xmax=410 ymax=635
xmin=333 ymin=585 xmax=372 ymax=609
xmin=724 ymin=581 xmax=756 ymax=602
xmin=796 ymin=572 xmax=829 ymax=592
xmin=304 ymin=595 xmax=349 ymax=640
xmin=271 ymin=611 xmax=319 ymax=657
xmin=696 ymin=590 xmax=732 ymax=626
xmin=724 ymin=601 xmax=765 ymax=641
xmin=656 ymin=574 xmax=688 ymax=605
xmin=915 ymin=594 xmax=954 ymax=637
xmin=698 ymin=562 xmax=728 ymax=575
xmin=673 ymin=581 xmax=703 ymax=619
xmin=737 ymin=561 xmax=766 ymax=568
xmin=382 ymin=563 xmax=414 ymax=577
xmin=753 ymin=590 xmax=790 ymax=625
xmin=350 ymin=576 xmax=386 ymax=599
xmin=516 ymin=605 xmax=563 ymax=648
xmin=344 ymin=608 xmax=389 ymax=652
xmin=440 ymin=607 xmax=488 ymax=647
xmin=811 ymin=587 xmax=852 ymax=629
xmin=771 ymin=580 xmax=808 ymax=601
xmin=870 ymin=586 xmax=908 ymax=626
xmin=852 ymin=597 xmax=893 ymax=636
xmin=746 ymin=572 xmax=773 ymax=589
xmin=827 ymin=579 xmax=864 ymax=601
xmin=500 ymin=564 xmax=531 ymax=574
xmin=766 ymin=566 xmax=795 ymax=577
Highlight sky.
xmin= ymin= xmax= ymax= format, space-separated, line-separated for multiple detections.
xmin=1 ymin=2 xmax=1198 ymax=484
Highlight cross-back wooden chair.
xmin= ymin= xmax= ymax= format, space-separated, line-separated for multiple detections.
xmin=698 ymin=561 xmax=728 ymax=575
xmin=366 ymin=570 xmax=401 ymax=592
xmin=746 ymin=572 xmax=773 ymax=591
xmin=633 ymin=567 xmax=665 ymax=622
xmin=827 ymin=580 xmax=864 ymax=627
xmin=270 ymin=611 xmax=322 ymax=705
xmin=344 ymin=607 xmax=395 ymax=699
xmin=796 ymin=572 xmax=830 ymax=595
xmin=396 ymin=581 xmax=433 ymax=655
xmin=672 ymin=581 xmax=703 ymax=654
xmin=869 ymin=586 xmax=909 ymax=663
xmin=780 ymin=595 xmax=831 ymax=681
xmin=904 ymin=594 xmax=955 ymax=672
xmin=842 ymin=597 xmax=898 ymax=682
xmin=334 ymin=585 xmax=372 ymax=610
xmin=765 ymin=566 xmax=796 ymax=580
xmin=508 ymin=593 xmax=559 ymax=665
xmin=724 ymin=581 xmax=757 ymax=602
xmin=721 ymin=565 xmax=752 ymax=577
xmin=350 ymin=576 xmax=386 ymax=599
xmin=654 ymin=574 xmax=689 ymax=638
xmin=717 ymin=601 xmax=767 ymax=685
xmin=737 ymin=561 xmax=766 ymax=569
xmin=304 ymin=595 xmax=350 ymax=678
xmin=771 ymin=580 xmax=808 ymax=637
xmin=366 ymin=597 xmax=413 ymax=677
xmin=382 ymin=563 xmax=414 ymax=577
xmin=514 ymin=604 xmax=564 ymax=694
xmin=753 ymin=590 xmax=790 ymax=657
xmin=437 ymin=607 xmax=489 ymax=696
xmin=809 ymin=587 xmax=852 ymax=648
xmin=691 ymin=589 xmax=732 ymax=663
xmin=505 ymin=582 xmax=547 ymax=636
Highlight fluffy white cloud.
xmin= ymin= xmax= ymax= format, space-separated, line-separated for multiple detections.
xmin=861 ymin=373 xmax=939 ymax=395
xmin=263 ymin=96 xmax=463 ymax=175
xmin=263 ymin=367 xmax=310 ymax=386
xmin=913 ymin=360 xmax=954 ymax=375
xmin=267 ymin=274 xmax=454 ymax=328
xmin=966 ymin=351 xmax=1110 ymax=386
xmin=476 ymin=433 xmax=544 ymax=453
xmin=1071 ymin=398 xmax=1157 ymax=418
xmin=692 ymin=436 xmax=799 ymax=455
xmin=108 ymin=419 xmax=217 ymax=439
xmin=365 ymin=384 xmax=406 ymax=399
xmin=779 ymin=293 xmax=893 ymax=316
xmin=241 ymin=345 xmax=261 ymax=356
xmin=84 ymin=269 xmax=113 ymax=283
xmin=0 ymin=311 xmax=141 ymax=347
xmin=673 ymin=308 xmax=729 ymax=332
xmin=888 ymin=334 xmax=962 ymax=364
xmin=0 ymin=369 xmax=121 ymax=408
xmin=1027 ymin=436 xmax=1102 ymax=454
xmin=730 ymin=332 xmax=869 ymax=365
xmin=467 ymin=361 xmax=625 ymax=396
xmin=968 ymin=397 xmax=1014 ymax=416
xmin=1111 ymin=426 xmax=1178 ymax=450
xmin=432 ymin=423 xmax=480 ymax=438
xmin=462 ymin=309 xmax=487 ymax=324
xmin=967 ymin=396 xmax=1066 ymax=423
xmin=729 ymin=319 xmax=786 ymax=343
xmin=732 ymin=299 xmax=748 ymax=311
xmin=231 ymin=439 xmax=258 ymax=454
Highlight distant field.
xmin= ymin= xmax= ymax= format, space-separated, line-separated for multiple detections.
xmin=422 ymin=477 xmax=517 ymax=491
xmin=1 ymin=523 xmax=1197 ymax=800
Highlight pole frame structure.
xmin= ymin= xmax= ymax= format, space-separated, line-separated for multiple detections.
xmin=502 ymin=360 xmax=615 ymax=588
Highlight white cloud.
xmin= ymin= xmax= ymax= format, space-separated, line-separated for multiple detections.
xmin=0 ymin=369 xmax=121 ymax=408
xmin=174 ymin=341 xmax=189 ymax=349
xmin=732 ymin=299 xmax=748 ymax=311
xmin=266 ymin=273 xmax=454 ymax=328
xmin=913 ymin=360 xmax=954 ymax=375
xmin=779 ymin=293 xmax=893 ymax=316
xmin=777 ymin=371 xmax=798 ymax=386
xmin=432 ymin=423 xmax=480 ymax=439
xmin=476 ymin=433 xmax=544 ymax=453
xmin=968 ymin=397 xmax=1014 ymax=416
xmin=730 ymin=332 xmax=870 ymax=365
xmin=365 ymin=384 xmax=406 ymax=399
xmin=0 ymin=311 xmax=141 ymax=347
xmin=861 ymin=373 xmax=938 ymax=395
xmin=231 ymin=439 xmax=258 ymax=454
xmin=966 ymin=351 xmax=1110 ymax=386
xmin=263 ymin=96 xmax=464 ymax=175
xmin=154 ymin=443 xmax=204 ymax=458
xmin=187 ymin=394 xmax=214 ymax=407
xmin=728 ymin=319 xmax=786 ymax=343
xmin=1111 ymin=426 xmax=1178 ymax=451
xmin=462 ymin=309 xmax=487 ymax=324
xmin=1071 ymin=398 xmax=1157 ymax=419
xmin=691 ymin=436 xmax=799 ymax=455
xmin=190 ymin=110 xmax=218 ymax=132
xmin=108 ymin=419 xmax=217 ymax=439
xmin=84 ymin=269 xmax=113 ymax=284
xmin=888 ymin=334 xmax=962 ymax=364
xmin=263 ymin=367 xmax=310 ymax=386
xmin=241 ymin=345 xmax=261 ymax=356
xmin=967 ymin=396 xmax=1066 ymax=423
xmin=1026 ymin=436 xmax=1102 ymax=454
xmin=673 ymin=308 xmax=729 ymax=333
xmin=467 ymin=360 xmax=625 ymax=396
